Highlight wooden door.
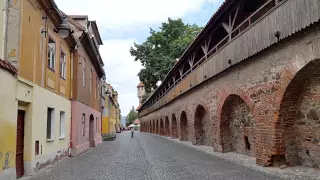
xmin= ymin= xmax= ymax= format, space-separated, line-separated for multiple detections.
xmin=16 ymin=110 xmax=25 ymax=178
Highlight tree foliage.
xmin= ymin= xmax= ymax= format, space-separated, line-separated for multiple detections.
xmin=125 ymin=106 xmax=138 ymax=126
xmin=130 ymin=18 xmax=202 ymax=93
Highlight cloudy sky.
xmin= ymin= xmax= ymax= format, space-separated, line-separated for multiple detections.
xmin=56 ymin=0 xmax=223 ymax=115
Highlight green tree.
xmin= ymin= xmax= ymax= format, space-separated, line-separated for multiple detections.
xmin=130 ymin=18 xmax=202 ymax=93
xmin=126 ymin=106 xmax=138 ymax=126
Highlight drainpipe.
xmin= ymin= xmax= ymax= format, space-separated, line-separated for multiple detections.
xmin=2 ymin=0 xmax=9 ymax=59
xmin=68 ymin=50 xmax=74 ymax=157
xmin=68 ymin=31 xmax=85 ymax=156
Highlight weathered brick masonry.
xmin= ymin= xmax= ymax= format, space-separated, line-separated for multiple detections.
xmin=140 ymin=24 xmax=320 ymax=168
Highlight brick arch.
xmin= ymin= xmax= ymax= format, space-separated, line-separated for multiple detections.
xmin=220 ymin=94 xmax=256 ymax=157
xmin=171 ymin=113 xmax=178 ymax=138
xmin=194 ymin=105 xmax=206 ymax=145
xmin=152 ymin=120 xmax=156 ymax=134
xmin=165 ymin=116 xmax=170 ymax=136
xmin=160 ymin=119 xmax=164 ymax=135
xmin=180 ymin=111 xmax=188 ymax=141
xmin=146 ymin=121 xmax=149 ymax=132
xmin=217 ymin=87 xmax=254 ymax=117
xmin=156 ymin=119 xmax=159 ymax=134
xmin=273 ymin=59 xmax=320 ymax=168
xmin=149 ymin=121 xmax=152 ymax=133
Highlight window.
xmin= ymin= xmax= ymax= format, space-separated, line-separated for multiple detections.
xmin=48 ymin=38 xmax=56 ymax=70
xmin=47 ymin=108 xmax=55 ymax=140
xmin=96 ymin=78 xmax=99 ymax=99
xmin=101 ymin=85 xmax=104 ymax=96
xmin=96 ymin=117 xmax=98 ymax=132
xmin=82 ymin=58 xmax=85 ymax=87
xmin=94 ymin=77 xmax=97 ymax=98
xmin=59 ymin=111 xmax=66 ymax=139
xmin=90 ymin=70 xmax=93 ymax=94
xmin=81 ymin=114 xmax=85 ymax=136
xmin=60 ymin=52 xmax=66 ymax=79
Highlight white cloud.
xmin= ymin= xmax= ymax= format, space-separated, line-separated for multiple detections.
xmin=55 ymin=0 xmax=220 ymax=30
xmin=100 ymin=39 xmax=142 ymax=115
xmin=55 ymin=0 xmax=223 ymax=115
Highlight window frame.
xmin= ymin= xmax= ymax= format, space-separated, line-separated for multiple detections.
xmin=81 ymin=114 xmax=85 ymax=136
xmin=47 ymin=37 xmax=56 ymax=71
xmin=46 ymin=107 xmax=55 ymax=141
xmin=59 ymin=111 xmax=66 ymax=139
xmin=96 ymin=117 xmax=98 ymax=132
xmin=90 ymin=70 xmax=93 ymax=94
xmin=82 ymin=58 xmax=86 ymax=87
xmin=60 ymin=51 xmax=67 ymax=80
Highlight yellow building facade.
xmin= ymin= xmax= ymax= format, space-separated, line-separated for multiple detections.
xmin=0 ymin=0 xmax=76 ymax=178
xmin=0 ymin=60 xmax=18 ymax=180
xmin=101 ymin=83 xmax=120 ymax=138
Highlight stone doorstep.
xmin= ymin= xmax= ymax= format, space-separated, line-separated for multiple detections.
xmin=148 ymin=133 xmax=320 ymax=180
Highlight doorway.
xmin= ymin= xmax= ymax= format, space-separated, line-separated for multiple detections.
xmin=16 ymin=110 xmax=25 ymax=178
xmin=89 ymin=114 xmax=95 ymax=147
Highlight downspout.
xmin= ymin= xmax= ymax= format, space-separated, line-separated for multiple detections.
xmin=68 ymin=49 xmax=74 ymax=157
xmin=3 ymin=0 xmax=9 ymax=59
xmin=68 ymin=31 xmax=85 ymax=156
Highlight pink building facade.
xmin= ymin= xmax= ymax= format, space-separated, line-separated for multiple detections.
xmin=70 ymin=101 xmax=102 ymax=156
xmin=68 ymin=16 xmax=105 ymax=157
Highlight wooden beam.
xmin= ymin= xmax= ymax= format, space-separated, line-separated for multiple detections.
xmin=188 ymin=53 xmax=195 ymax=69
xmin=222 ymin=5 xmax=239 ymax=41
xmin=179 ymin=66 xmax=184 ymax=77
xmin=201 ymin=36 xmax=211 ymax=60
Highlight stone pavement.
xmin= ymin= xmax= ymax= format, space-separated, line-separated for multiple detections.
xmin=23 ymin=132 xmax=318 ymax=180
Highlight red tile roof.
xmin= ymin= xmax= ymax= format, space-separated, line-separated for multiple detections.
xmin=137 ymin=82 xmax=144 ymax=87
xmin=133 ymin=119 xmax=140 ymax=125
xmin=136 ymin=104 xmax=142 ymax=111
xmin=0 ymin=59 xmax=17 ymax=75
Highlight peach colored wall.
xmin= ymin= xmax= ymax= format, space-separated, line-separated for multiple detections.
xmin=71 ymin=101 xmax=101 ymax=156
xmin=74 ymin=44 xmax=100 ymax=112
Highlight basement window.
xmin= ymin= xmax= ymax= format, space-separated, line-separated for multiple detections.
xmin=35 ymin=141 xmax=39 ymax=156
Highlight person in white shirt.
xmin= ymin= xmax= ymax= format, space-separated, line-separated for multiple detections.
xmin=131 ymin=128 xmax=134 ymax=138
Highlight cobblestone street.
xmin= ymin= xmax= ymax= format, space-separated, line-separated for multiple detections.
xmin=24 ymin=132 xmax=305 ymax=180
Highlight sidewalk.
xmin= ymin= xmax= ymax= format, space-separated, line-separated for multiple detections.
xmin=153 ymin=134 xmax=320 ymax=180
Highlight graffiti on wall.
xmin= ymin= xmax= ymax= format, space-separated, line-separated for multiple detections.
xmin=34 ymin=149 xmax=68 ymax=172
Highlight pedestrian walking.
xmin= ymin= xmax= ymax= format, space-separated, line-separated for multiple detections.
xmin=131 ymin=128 xmax=134 ymax=138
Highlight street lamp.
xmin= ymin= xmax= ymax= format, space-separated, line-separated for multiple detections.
xmin=54 ymin=16 xmax=74 ymax=39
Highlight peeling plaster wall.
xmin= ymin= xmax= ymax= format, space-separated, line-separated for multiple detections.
xmin=0 ymin=69 xmax=18 ymax=180
xmin=21 ymin=85 xmax=71 ymax=175
xmin=6 ymin=0 xmax=21 ymax=68
xmin=0 ymin=0 xmax=6 ymax=58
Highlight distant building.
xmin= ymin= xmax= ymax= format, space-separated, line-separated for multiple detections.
xmin=101 ymin=82 xmax=121 ymax=138
xmin=136 ymin=82 xmax=145 ymax=111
